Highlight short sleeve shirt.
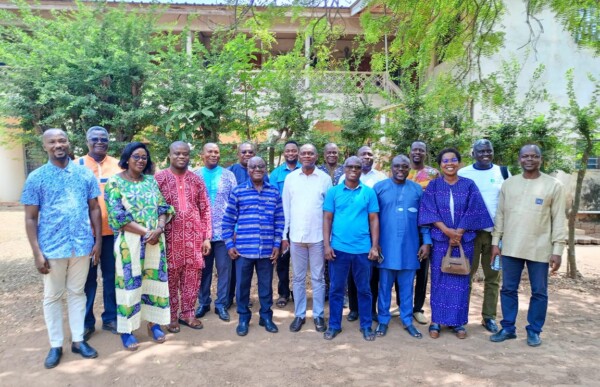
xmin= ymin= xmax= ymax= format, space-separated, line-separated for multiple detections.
xmin=21 ymin=160 xmax=101 ymax=259
xmin=323 ymin=182 xmax=379 ymax=254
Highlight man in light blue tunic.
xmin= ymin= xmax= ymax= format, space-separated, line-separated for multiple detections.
xmin=373 ymin=155 xmax=431 ymax=339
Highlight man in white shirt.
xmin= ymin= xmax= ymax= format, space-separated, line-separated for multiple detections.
xmin=282 ymin=144 xmax=332 ymax=333
xmin=457 ymin=139 xmax=510 ymax=333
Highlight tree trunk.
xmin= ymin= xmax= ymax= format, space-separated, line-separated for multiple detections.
xmin=567 ymin=137 xmax=592 ymax=279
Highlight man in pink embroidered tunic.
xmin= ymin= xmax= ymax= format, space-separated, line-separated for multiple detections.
xmin=156 ymin=141 xmax=212 ymax=332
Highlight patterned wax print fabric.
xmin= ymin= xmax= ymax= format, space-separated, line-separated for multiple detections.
xmin=20 ymin=160 xmax=100 ymax=259
xmin=197 ymin=166 xmax=238 ymax=242
xmin=104 ymin=174 xmax=175 ymax=333
xmin=318 ymin=164 xmax=344 ymax=186
xmin=155 ymin=169 xmax=212 ymax=270
xmin=418 ymin=177 xmax=493 ymax=326
xmin=408 ymin=166 xmax=440 ymax=190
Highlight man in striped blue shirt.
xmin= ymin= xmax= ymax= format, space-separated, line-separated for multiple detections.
xmin=222 ymin=156 xmax=285 ymax=336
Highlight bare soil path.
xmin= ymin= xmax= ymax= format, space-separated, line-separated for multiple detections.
xmin=0 ymin=209 xmax=598 ymax=386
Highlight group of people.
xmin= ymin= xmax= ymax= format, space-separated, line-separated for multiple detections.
xmin=22 ymin=126 xmax=566 ymax=369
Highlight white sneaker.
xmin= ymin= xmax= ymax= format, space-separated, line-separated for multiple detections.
xmin=413 ymin=312 xmax=428 ymax=325
xmin=390 ymin=308 xmax=400 ymax=317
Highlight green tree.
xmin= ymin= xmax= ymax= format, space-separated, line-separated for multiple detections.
xmin=0 ymin=0 xmax=166 ymax=155
xmin=478 ymin=59 xmax=571 ymax=173
xmin=558 ymin=69 xmax=600 ymax=279
xmin=340 ymin=96 xmax=381 ymax=156
xmin=384 ymin=75 xmax=474 ymax=164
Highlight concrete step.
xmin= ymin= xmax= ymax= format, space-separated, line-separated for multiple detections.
xmin=575 ymin=228 xmax=586 ymax=236
xmin=575 ymin=235 xmax=600 ymax=245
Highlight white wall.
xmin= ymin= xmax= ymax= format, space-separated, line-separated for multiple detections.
xmin=0 ymin=141 xmax=25 ymax=202
xmin=472 ymin=0 xmax=600 ymax=120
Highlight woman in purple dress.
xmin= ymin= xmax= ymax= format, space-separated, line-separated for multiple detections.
xmin=418 ymin=148 xmax=493 ymax=339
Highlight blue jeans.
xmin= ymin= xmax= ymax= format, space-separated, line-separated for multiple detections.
xmin=378 ymin=269 xmax=416 ymax=327
xmin=500 ymin=255 xmax=549 ymax=334
xmin=236 ymin=257 xmax=274 ymax=323
xmin=198 ymin=241 xmax=231 ymax=310
xmin=329 ymin=250 xmax=372 ymax=330
xmin=84 ymin=235 xmax=116 ymax=328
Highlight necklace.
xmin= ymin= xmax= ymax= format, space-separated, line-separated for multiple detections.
xmin=125 ymin=170 xmax=143 ymax=182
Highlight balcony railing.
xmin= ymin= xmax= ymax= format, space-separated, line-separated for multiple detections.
xmin=238 ymin=70 xmax=401 ymax=99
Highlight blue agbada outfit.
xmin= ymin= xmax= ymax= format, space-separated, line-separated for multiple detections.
xmin=374 ymin=179 xmax=431 ymax=327
xmin=418 ymin=177 xmax=493 ymax=327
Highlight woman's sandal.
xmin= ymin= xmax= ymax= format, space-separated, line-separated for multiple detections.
xmin=166 ymin=321 xmax=180 ymax=333
xmin=429 ymin=323 xmax=441 ymax=339
xmin=453 ymin=325 xmax=467 ymax=339
xmin=121 ymin=333 xmax=139 ymax=351
xmin=147 ymin=323 xmax=166 ymax=343
xmin=178 ymin=318 xmax=203 ymax=330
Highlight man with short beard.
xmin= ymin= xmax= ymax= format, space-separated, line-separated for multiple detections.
xmin=156 ymin=141 xmax=212 ymax=333
xmin=407 ymin=141 xmax=440 ymax=325
xmin=75 ymin=126 xmax=122 ymax=341
xmin=22 ymin=129 xmax=102 ymax=368
xmin=195 ymin=143 xmax=238 ymax=323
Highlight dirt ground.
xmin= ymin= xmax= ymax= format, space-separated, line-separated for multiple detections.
xmin=0 ymin=208 xmax=599 ymax=386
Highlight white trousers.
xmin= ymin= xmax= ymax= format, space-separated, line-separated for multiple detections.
xmin=43 ymin=256 xmax=90 ymax=347
xmin=290 ymin=241 xmax=326 ymax=319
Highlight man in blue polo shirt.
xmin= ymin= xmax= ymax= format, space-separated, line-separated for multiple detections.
xmin=223 ymin=156 xmax=285 ymax=337
xmin=269 ymin=140 xmax=301 ymax=308
xmin=21 ymin=129 xmax=103 ymax=368
xmin=323 ymin=156 xmax=380 ymax=341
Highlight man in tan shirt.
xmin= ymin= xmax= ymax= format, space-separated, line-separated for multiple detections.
xmin=489 ymin=144 xmax=566 ymax=347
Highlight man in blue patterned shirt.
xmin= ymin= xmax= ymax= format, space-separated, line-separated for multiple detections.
xmin=196 ymin=143 xmax=238 ymax=323
xmin=223 ymin=156 xmax=284 ymax=337
xmin=21 ymin=129 xmax=103 ymax=369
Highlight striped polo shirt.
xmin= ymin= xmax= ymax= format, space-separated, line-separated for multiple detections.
xmin=222 ymin=180 xmax=284 ymax=259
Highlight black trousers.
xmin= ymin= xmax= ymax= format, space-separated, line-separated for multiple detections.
xmin=276 ymin=249 xmax=291 ymax=299
xmin=413 ymin=257 xmax=429 ymax=313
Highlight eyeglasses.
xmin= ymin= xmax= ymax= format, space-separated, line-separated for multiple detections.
xmin=89 ymin=137 xmax=109 ymax=143
xmin=345 ymin=165 xmax=361 ymax=170
xmin=240 ymin=150 xmax=254 ymax=155
xmin=248 ymin=165 xmax=266 ymax=170
xmin=442 ymin=158 xmax=458 ymax=163
xmin=131 ymin=155 xmax=148 ymax=161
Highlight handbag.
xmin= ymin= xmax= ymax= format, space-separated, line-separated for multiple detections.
xmin=441 ymin=243 xmax=470 ymax=275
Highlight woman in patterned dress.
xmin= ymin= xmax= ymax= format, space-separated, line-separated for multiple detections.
xmin=418 ymin=148 xmax=493 ymax=339
xmin=105 ymin=142 xmax=175 ymax=351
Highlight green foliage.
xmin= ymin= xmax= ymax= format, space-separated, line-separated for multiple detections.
xmin=360 ymin=0 xmax=506 ymax=80
xmin=384 ymin=75 xmax=474 ymax=164
xmin=0 ymin=0 xmax=165 ymax=155
xmin=341 ymin=96 xmax=381 ymax=156
xmin=477 ymin=59 xmax=570 ymax=173
xmin=528 ymin=0 xmax=600 ymax=54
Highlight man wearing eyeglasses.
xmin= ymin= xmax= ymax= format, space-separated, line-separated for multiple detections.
xmin=339 ymin=146 xmax=386 ymax=324
xmin=490 ymin=144 xmax=566 ymax=347
xmin=323 ymin=156 xmax=380 ymax=341
xmin=75 ymin=126 xmax=122 ymax=341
